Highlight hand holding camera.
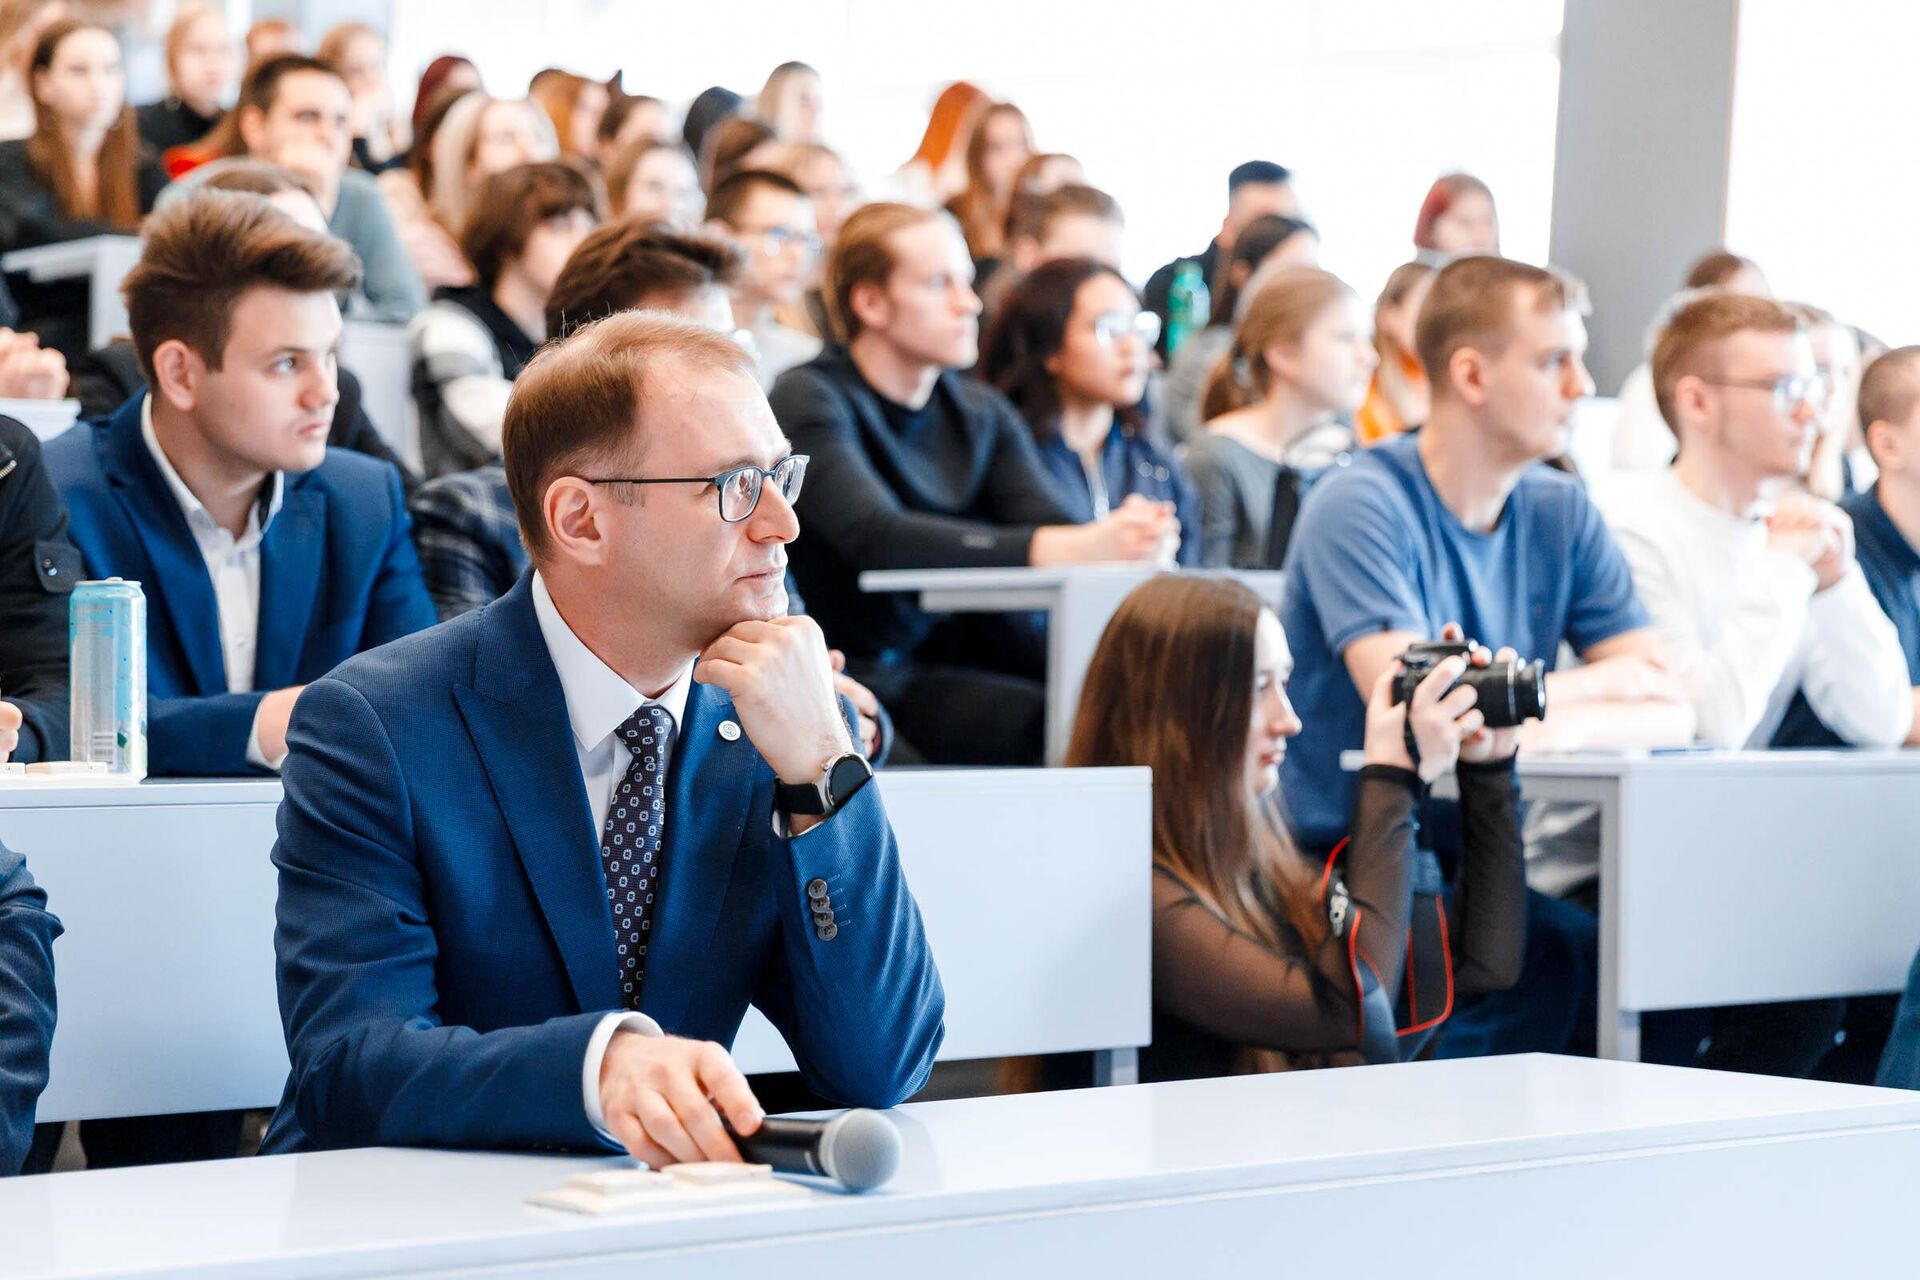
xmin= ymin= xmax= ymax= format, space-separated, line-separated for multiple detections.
xmin=1366 ymin=624 xmax=1539 ymax=782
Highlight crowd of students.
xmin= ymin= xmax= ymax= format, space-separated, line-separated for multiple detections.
xmin=4 ymin=12 xmax=1920 ymax=1178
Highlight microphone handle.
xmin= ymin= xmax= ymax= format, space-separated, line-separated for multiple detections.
xmin=733 ymin=1115 xmax=830 ymax=1178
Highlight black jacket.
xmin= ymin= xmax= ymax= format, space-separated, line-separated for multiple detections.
xmin=0 ymin=417 xmax=79 ymax=762
xmin=768 ymin=346 xmax=1073 ymax=659
xmin=68 ymin=340 xmax=419 ymax=496
xmin=0 ymin=139 xmax=168 ymax=360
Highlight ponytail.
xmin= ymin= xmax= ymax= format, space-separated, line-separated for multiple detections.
xmin=1200 ymin=343 xmax=1254 ymax=424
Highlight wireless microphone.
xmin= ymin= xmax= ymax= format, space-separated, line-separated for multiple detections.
xmin=731 ymin=1109 xmax=901 ymax=1192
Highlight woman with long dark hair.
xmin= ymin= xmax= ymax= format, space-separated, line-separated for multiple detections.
xmin=0 ymin=18 xmax=165 ymax=357
xmin=981 ymin=256 xmax=1197 ymax=562
xmin=1067 ymin=578 xmax=1526 ymax=1078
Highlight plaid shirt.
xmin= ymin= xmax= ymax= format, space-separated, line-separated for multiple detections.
xmin=409 ymin=464 xmax=523 ymax=622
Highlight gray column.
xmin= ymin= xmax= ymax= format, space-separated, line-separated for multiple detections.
xmin=1549 ymin=0 xmax=1739 ymax=392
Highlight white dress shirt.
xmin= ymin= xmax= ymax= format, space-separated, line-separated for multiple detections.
xmin=530 ymin=572 xmax=689 ymax=1139
xmin=1602 ymin=469 xmax=1913 ymax=750
xmin=141 ymin=397 xmax=287 ymax=768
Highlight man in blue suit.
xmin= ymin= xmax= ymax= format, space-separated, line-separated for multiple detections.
xmin=265 ymin=311 xmax=945 ymax=1164
xmin=0 ymin=840 xmax=60 ymax=1176
xmin=42 ymin=190 xmax=436 ymax=777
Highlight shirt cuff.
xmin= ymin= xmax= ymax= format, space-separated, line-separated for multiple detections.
xmin=582 ymin=1009 xmax=663 ymax=1143
xmin=245 ymin=699 xmax=286 ymax=771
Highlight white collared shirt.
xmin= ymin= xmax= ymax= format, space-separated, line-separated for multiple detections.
xmin=531 ymin=572 xmax=693 ymax=834
xmin=530 ymin=571 xmax=689 ymax=1139
xmin=141 ymin=396 xmax=288 ymax=768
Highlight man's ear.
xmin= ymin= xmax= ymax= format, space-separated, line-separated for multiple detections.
xmin=544 ymin=475 xmax=616 ymax=569
xmin=1867 ymin=418 xmax=1903 ymax=474
xmin=237 ymin=104 xmax=268 ymax=157
xmin=847 ymin=280 xmax=890 ymax=336
xmin=1447 ymin=347 xmax=1488 ymax=408
xmin=148 ymin=339 xmax=202 ymax=414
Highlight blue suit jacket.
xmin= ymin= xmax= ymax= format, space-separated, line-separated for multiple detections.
xmin=41 ymin=394 xmax=438 ymax=776
xmin=0 ymin=841 xmax=60 ymax=1176
xmin=260 ymin=574 xmax=945 ymax=1154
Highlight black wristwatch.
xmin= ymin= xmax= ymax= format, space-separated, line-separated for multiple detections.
xmin=775 ymin=751 xmax=875 ymax=817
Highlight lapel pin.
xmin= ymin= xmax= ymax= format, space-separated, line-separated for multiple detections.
xmin=718 ymin=720 xmax=742 ymax=742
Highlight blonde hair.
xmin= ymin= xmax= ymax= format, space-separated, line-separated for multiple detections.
xmin=1201 ymin=267 xmax=1354 ymax=423
xmin=428 ymin=93 xmax=558 ymax=234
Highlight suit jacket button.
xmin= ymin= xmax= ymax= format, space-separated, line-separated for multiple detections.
xmin=816 ymin=922 xmax=838 ymax=941
xmin=806 ymin=878 xmax=829 ymax=900
xmin=812 ymin=907 xmax=835 ymax=926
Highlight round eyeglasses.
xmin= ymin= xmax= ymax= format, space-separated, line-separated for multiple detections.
xmin=1092 ymin=310 xmax=1162 ymax=350
xmin=1700 ymin=372 xmax=1831 ymax=415
xmin=582 ymin=455 xmax=809 ymax=523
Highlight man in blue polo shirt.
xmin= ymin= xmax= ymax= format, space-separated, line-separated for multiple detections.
xmin=1280 ymin=256 xmax=1695 ymax=1057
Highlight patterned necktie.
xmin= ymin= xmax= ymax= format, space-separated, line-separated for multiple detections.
xmin=601 ymin=704 xmax=675 ymax=1009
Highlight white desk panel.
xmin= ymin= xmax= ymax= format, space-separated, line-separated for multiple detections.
xmin=4 ymin=1056 xmax=1919 ymax=1278
xmin=0 ymin=235 xmax=142 ymax=350
xmin=9 ymin=768 xmax=1150 ymax=1121
xmin=1514 ymin=748 xmax=1920 ymax=1060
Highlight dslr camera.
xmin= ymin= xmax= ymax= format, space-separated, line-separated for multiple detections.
xmin=1390 ymin=639 xmax=1547 ymax=728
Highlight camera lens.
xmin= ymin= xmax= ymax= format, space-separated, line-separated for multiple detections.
xmin=1457 ymin=659 xmax=1548 ymax=727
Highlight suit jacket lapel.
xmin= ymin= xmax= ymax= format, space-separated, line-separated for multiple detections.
xmin=100 ymin=395 xmax=225 ymax=695
xmin=454 ymin=578 xmax=620 ymax=1014
xmin=255 ymin=481 xmax=324 ymax=690
xmin=641 ymin=677 xmax=755 ymax=1031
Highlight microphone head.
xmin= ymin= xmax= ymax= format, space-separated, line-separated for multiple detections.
xmin=818 ymin=1109 xmax=902 ymax=1192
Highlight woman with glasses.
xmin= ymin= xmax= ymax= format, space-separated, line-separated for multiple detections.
xmin=981 ymin=257 xmax=1197 ymax=564
xmin=409 ymin=160 xmax=603 ymax=478
xmin=1183 ymin=266 xmax=1374 ymax=569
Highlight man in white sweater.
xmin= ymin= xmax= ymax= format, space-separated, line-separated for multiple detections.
xmin=1603 ymin=292 xmax=1913 ymax=751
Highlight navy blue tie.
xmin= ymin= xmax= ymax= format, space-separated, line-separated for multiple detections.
xmin=602 ymin=704 xmax=675 ymax=1009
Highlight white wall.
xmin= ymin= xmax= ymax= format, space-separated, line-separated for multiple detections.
xmin=387 ymin=0 xmax=1563 ymax=301
xmin=1727 ymin=0 xmax=1920 ymax=345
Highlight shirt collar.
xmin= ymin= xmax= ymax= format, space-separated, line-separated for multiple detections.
xmin=531 ymin=571 xmax=694 ymax=754
xmin=140 ymin=394 xmax=286 ymax=536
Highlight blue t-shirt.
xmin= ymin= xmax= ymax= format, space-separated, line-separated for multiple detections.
xmin=1277 ymin=431 xmax=1648 ymax=850
xmin=1773 ymin=485 xmax=1920 ymax=747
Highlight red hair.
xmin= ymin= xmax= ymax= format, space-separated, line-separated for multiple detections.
xmin=1412 ymin=172 xmax=1493 ymax=252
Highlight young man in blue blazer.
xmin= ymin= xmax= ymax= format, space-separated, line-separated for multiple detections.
xmin=42 ymin=191 xmax=436 ymax=778
xmin=264 ymin=310 xmax=945 ymax=1163
xmin=0 ymin=840 xmax=59 ymax=1176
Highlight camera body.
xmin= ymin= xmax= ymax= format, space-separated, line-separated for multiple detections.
xmin=1389 ymin=639 xmax=1548 ymax=728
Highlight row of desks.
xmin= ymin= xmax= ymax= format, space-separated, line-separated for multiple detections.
xmin=5 ymin=1055 xmax=1920 ymax=1276
xmin=15 ymin=768 xmax=1151 ymax=1124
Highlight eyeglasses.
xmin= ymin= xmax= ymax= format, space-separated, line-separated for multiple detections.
xmin=581 ymin=454 xmax=809 ymax=523
xmin=1700 ymin=372 xmax=1831 ymax=414
xmin=736 ymin=224 xmax=823 ymax=259
xmin=1092 ymin=311 xmax=1161 ymax=350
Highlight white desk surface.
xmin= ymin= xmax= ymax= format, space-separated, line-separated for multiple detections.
xmin=860 ymin=564 xmax=1285 ymax=596
xmin=4 ymin=1055 xmax=1917 ymax=1278
xmin=1512 ymin=745 xmax=1920 ymax=778
xmin=0 ymin=235 xmax=139 ymax=279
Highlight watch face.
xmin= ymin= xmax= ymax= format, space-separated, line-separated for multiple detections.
xmin=826 ymin=753 xmax=874 ymax=807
